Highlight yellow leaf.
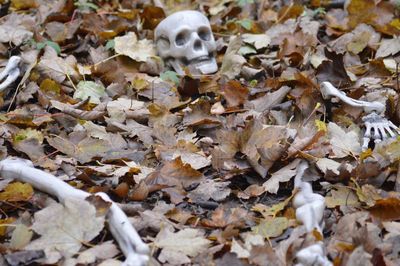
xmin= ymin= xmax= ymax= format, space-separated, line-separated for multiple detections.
xmin=0 ymin=218 xmax=16 ymax=236
xmin=252 ymin=217 xmax=289 ymax=238
xmin=0 ymin=182 xmax=34 ymax=202
xmin=315 ymin=120 xmax=327 ymax=132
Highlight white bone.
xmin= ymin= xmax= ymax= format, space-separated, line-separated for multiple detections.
xmin=293 ymin=160 xmax=332 ymax=266
xmin=0 ymin=157 xmax=149 ymax=266
xmin=0 ymin=56 xmax=21 ymax=92
xmin=361 ymin=112 xmax=400 ymax=150
xmin=320 ymin=81 xmax=385 ymax=114
xmin=155 ymin=10 xmax=218 ymax=75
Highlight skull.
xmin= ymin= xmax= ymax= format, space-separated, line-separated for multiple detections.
xmin=155 ymin=10 xmax=218 ymax=75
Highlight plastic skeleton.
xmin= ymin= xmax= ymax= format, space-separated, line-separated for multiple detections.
xmin=0 ymin=56 xmax=21 ymax=92
xmin=0 ymin=158 xmax=149 ymax=266
xmin=155 ymin=10 xmax=218 ymax=75
xmin=293 ymin=161 xmax=332 ymax=266
xmin=320 ymin=81 xmax=400 ymax=150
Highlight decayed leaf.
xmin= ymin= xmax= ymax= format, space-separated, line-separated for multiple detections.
xmin=252 ymin=217 xmax=289 ymax=238
xmin=263 ymin=159 xmax=300 ymax=194
xmin=242 ymin=34 xmax=271 ymax=50
xmin=220 ymin=36 xmax=246 ymax=79
xmin=140 ymin=156 xmax=204 ymax=203
xmin=375 ymin=37 xmax=400 ymax=58
xmin=46 ymin=135 xmax=111 ymax=164
xmin=37 ymin=46 xmax=79 ymax=83
xmin=77 ymin=241 xmax=120 ymax=264
xmin=73 ymin=81 xmax=107 ymax=104
xmin=187 ymin=179 xmax=231 ymax=202
xmin=242 ymin=123 xmax=297 ymax=177
xmin=328 ymin=122 xmax=361 ymax=158
xmin=155 ymin=227 xmax=211 ymax=265
xmin=0 ymin=182 xmax=33 ymax=202
xmin=10 ymin=224 xmax=33 ymax=249
xmin=325 ymin=186 xmax=360 ymax=208
xmin=0 ymin=218 xmax=16 ymax=236
xmin=0 ymin=13 xmax=34 ymax=46
xmin=25 ymin=198 xmax=105 ymax=264
xmin=114 ymin=32 xmax=156 ymax=62
xmin=368 ymin=198 xmax=400 ymax=220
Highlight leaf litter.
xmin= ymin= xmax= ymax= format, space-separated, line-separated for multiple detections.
xmin=0 ymin=0 xmax=400 ymax=265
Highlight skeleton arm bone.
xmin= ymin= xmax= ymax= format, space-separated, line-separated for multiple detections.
xmin=320 ymin=81 xmax=385 ymax=114
xmin=0 ymin=157 xmax=149 ymax=266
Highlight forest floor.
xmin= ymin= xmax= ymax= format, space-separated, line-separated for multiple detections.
xmin=1 ymin=0 xmax=400 ymax=265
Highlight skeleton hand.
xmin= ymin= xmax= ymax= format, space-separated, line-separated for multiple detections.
xmin=361 ymin=112 xmax=400 ymax=150
xmin=0 ymin=56 xmax=21 ymax=92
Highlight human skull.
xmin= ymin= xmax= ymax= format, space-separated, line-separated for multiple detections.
xmin=155 ymin=10 xmax=218 ymax=75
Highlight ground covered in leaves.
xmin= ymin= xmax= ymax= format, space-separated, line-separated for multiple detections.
xmin=1 ymin=0 xmax=400 ymax=265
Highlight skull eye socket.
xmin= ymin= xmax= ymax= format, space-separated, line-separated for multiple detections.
xmin=175 ymin=31 xmax=189 ymax=46
xmin=198 ymin=27 xmax=211 ymax=41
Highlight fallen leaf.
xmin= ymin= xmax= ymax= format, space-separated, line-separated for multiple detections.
xmin=263 ymin=159 xmax=300 ymax=194
xmin=73 ymin=81 xmax=107 ymax=104
xmin=77 ymin=241 xmax=120 ymax=264
xmin=114 ymin=32 xmax=156 ymax=62
xmin=328 ymin=122 xmax=361 ymax=158
xmin=25 ymin=198 xmax=105 ymax=264
xmin=10 ymin=224 xmax=33 ymax=249
xmin=220 ymin=36 xmax=246 ymax=79
xmin=0 ymin=182 xmax=33 ymax=202
xmin=0 ymin=218 xmax=16 ymax=236
xmin=188 ymin=179 xmax=231 ymax=202
xmin=375 ymin=37 xmax=400 ymax=58
xmin=242 ymin=34 xmax=271 ymax=50
xmin=252 ymin=217 xmax=289 ymax=238
xmin=325 ymin=186 xmax=360 ymax=208
xmin=155 ymin=227 xmax=211 ymax=265
xmin=369 ymin=198 xmax=400 ymax=220
xmin=4 ymin=250 xmax=45 ymax=266
xmin=0 ymin=13 xmax=34 ymax=46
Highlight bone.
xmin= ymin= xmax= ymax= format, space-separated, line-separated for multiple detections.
xmin=293 ymin=160 xmax=332 ymax=266
xmin=155 ymin=10 xmax=218 ymax=75
xmin=0 ymin=157 xmax=149 ymax=266
xmin=320 ymin=81 xmax=385 ymax=114
xmin=361 ymin=112 xmax=400 ymax=150
xmin=0 ymin=56 xmax=21 ymax=92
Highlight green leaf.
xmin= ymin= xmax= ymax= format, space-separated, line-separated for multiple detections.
xmin=36 ymin=42 xmax=46 ymax=50
xmin=237 ymin=0 xmax=254 ymax=7
xmin=73 ymin=81 xmax=106 ymax=104
xmin=160 ymin=71 xmax=180 ymax=86
xmin=105 ymin=39 xmax=115 ymax=50
xmin=74 ymin=0 xmax=99 ymax=11
xmin=237 ymin=19 xmax=253 ymax=30
xmin=44 ymin=41 xmax=61 ymax=55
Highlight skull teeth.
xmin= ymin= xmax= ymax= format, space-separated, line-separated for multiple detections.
xmin=190 ymin=56 xmax=210 ymax=65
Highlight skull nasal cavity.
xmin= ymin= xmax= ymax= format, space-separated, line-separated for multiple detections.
xmin=194 ymin=40 xmax=203 ymax=51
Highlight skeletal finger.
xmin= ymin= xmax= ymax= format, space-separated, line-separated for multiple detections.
xmin=372 ymin=125 xmax=381 ymax=140
xmin=384 ymin=126 xmax=396 ymax=138
xmin=378 ymin=125 xmax=388 ymax=140
xmin=364 ymin=122 xmax=372 ymax=138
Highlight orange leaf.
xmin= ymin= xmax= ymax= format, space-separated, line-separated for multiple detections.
xmin=368 ymin=198 xmax=400 ymax=220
